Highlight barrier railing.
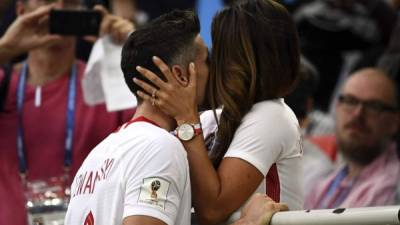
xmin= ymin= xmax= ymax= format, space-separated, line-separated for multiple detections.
xmin=270 ymin=206 xmax=400 ymax=225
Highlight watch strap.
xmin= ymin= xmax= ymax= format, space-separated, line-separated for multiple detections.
xmin=192 ymin=123 xmax=202 ymax=135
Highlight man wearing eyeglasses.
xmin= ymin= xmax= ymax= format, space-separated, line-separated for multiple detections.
xmin=305 ymin=68 xmax=400 ymax=209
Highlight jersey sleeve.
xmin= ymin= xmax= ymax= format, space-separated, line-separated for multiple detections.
xmin=121 ymin=135 xmax=188 ymax=225
xmin=224 ymin=102 xmax=302 ymax=176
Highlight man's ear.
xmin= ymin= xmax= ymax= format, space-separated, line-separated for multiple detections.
xmin=171 ymin=65 xmax=189 ymax=87
xmin=16 ymin=1 xmax=26 ymax=16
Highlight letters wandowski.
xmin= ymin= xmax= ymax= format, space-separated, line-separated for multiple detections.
xmin=72 ymin=158 xmax=115 ymax=197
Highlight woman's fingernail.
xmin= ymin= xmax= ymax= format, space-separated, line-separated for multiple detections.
xmin=136 ymin=66 xmax=141 ymax=71
xmin=152 ymin=56 xmax=158 ymax=61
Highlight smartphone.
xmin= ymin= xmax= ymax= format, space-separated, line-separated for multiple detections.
xmin=49 ymin=9 xmax=102 ymax=36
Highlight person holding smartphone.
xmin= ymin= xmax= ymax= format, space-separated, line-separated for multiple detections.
xmin=0 ymin=1 xmax=135 ymax=225
xmin=0 ymin=5 xmax=60 ymax=65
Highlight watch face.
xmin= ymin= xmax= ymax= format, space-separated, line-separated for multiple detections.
xmin=177 ymin=124 xmax=195 ymax=141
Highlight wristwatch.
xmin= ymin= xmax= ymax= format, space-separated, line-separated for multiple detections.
xmin=175 ymin=123 xmax=202 ymax=141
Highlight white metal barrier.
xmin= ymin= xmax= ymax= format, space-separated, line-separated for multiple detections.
xmin=270 ymin=206 xmax=400 ymax=225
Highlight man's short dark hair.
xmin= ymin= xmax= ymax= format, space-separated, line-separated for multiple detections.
xmin=121 ymin=9 xmax=200 ymax=103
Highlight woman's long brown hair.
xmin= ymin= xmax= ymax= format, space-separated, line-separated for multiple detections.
xmin=208 ymin=0 xmax=300 ymax=167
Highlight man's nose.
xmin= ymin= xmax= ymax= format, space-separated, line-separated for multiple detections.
xmin=351 ymin=103 xmax=365 ymax=118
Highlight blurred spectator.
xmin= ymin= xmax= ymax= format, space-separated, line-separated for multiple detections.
xmin=294 ymin=0 xmax=397 ymax=111
xmin=0 ymin=1 xmax=135 ymax=225
xmin=305 ymin=68 xmax=400 ymax=209
xmin=285 ymin=56 xmax=335 ymax=194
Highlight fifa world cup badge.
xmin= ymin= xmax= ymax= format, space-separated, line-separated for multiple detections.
xmin=150 ymin=180 xmax=161 ymax=202
xmin=139 ymin=177 xmax=170 ymax=210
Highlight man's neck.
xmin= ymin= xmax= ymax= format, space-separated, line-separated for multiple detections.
xmin=133 ymin=102 xmax=177 ymax=131
xmin=26 ymin=46 xmax=75 ymax=86
xmin=346 ymin=161 xmax=364 ymax=179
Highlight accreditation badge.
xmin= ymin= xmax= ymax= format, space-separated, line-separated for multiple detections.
xmin=24 ymin=174 xmax=70 ymax=225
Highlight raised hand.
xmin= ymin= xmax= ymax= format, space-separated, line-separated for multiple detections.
xmin=0 ymin=4 xmax=62 ymax=64
xmin=94 ymin=5 xmax=135 ymax=45
xmin=134 ymin=56 xmax=200 ymax=125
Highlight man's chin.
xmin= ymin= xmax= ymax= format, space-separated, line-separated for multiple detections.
xmin=340 ymin=133 xmax=366 ymax=148
xmin=339 ymin=140 xmax=383 ymax=166
xmin=340 ymin=134 xmax=376 ymax=151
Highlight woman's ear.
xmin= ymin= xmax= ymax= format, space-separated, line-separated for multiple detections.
xmin=171 ymin=65 xmax=189 ymax=87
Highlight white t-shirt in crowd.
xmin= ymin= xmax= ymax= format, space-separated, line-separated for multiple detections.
xmin=201 ymin=99 xmax=304 ymax=224
xmin=64 ymin=120 xmax=191 ymax=225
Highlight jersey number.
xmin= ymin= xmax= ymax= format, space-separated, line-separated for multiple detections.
xmin=84 ymin=211 xmax=94 ymax=225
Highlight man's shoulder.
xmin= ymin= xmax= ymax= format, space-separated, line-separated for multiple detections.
xmin=118 ymin=123 xmax=186 ymax=157
xmin=82 ymin=128 xmax=186 ymax=169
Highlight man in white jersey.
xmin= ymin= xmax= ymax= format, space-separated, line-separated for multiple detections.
xmin=64 ymin=10 xmax=208 ymax=225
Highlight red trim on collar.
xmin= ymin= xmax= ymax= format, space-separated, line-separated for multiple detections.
xmin=124 ymin=116 xmax=161 ymax=128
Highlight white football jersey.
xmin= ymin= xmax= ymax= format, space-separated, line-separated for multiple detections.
xmin=65 ymin=119 xmax=191 ymax=225
xmin=201 ymin=99 xmax=304 ymax=224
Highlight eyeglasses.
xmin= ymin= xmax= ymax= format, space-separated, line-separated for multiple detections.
xmin=338 ymin=94 xmax=399 ymax=116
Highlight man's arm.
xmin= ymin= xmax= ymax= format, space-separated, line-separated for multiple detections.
xmin=120 ymin=137 xmax=188 ymax=225
xmin=0 ymin=4 xmax=61 ymax=65
xmin=233 ymin=193 xmax=288 ymax=225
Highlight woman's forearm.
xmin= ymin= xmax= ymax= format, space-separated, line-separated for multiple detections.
xmin=181 ymin=123 xmax=263 ymax=225
xmin=182 ymin=134 xmax=227 ymax=225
